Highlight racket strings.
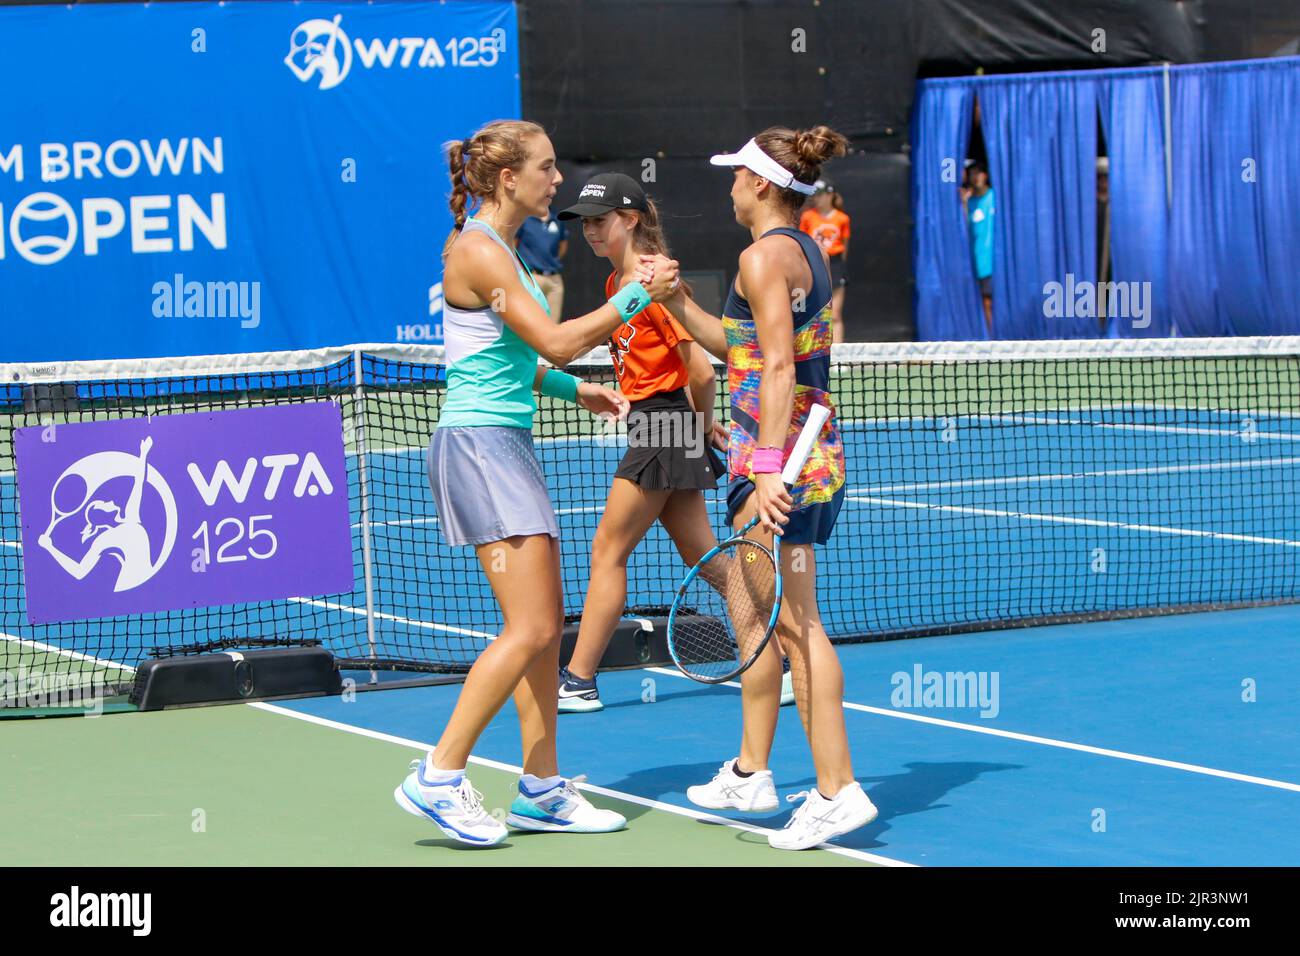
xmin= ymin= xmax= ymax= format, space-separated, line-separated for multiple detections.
xmin=673 ymin=540 xmax=777 ymax=680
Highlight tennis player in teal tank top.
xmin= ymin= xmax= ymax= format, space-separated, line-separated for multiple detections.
xmin=392 ymin=120 xmax=682 ymax=846
xmin=657 ymin=125 xmax=879 ymax=851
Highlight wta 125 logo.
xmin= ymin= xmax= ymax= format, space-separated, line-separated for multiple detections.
xmin=285 ymin=14 xmax=508 ymax=90
xmin=37 ymin=437 xmax=178 ymax=594
xmin=15 ymin=403 xmax=354 ymax=624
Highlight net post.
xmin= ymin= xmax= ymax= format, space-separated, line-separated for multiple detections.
xmin=352 ymin=348 xmax=379 ymax=685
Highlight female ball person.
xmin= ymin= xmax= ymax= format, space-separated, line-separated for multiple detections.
xmin=656 ymin=126 xmax=877 ymax=850
xmin=393 ymin=120 xmax=680 ymax=846
xmin=798 ymin=180 xmax=851 ymax=344
xmin=553 ymin=172 xmax=726 ymax=713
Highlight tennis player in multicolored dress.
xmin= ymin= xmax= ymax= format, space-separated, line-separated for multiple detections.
xmin=658 ymin=125 xmax=878 ymax=850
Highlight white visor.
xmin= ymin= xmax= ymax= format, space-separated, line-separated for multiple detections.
xmin=709 ymin=138 xmax=817 ymax=195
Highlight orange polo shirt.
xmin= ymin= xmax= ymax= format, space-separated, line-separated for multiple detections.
xmin=799 ymin=208 xmax=851 ymax=257
xmin=603 ymin=272 xmax=692 ymax=402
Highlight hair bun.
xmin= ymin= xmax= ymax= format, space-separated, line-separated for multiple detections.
xmin=794 ymin=126 xmax=849 ymax=166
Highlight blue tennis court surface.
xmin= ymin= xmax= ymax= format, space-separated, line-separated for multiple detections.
xmin=280 ymin=602 xmax=1300 ymax=865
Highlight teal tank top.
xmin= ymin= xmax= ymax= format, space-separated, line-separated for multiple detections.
xmin=439 ymin=217 xmax=552 ymax=429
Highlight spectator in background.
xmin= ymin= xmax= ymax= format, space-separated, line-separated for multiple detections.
xmin=960 ymin=161 xmax=995 ymax=334
xmin=798 ymin=180 xmax=850 ymax=343
xmin=515 ymin=211 xmax=569 ymax=319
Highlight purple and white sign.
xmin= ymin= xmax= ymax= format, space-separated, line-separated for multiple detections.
xmin=15 ymin=402 xmax=353 ymax=624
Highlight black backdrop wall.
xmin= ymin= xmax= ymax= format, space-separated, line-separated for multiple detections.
xmin=520 ymin=0 xmax=1300 ymax=340
xmin=7 ymin=0 xmax=1300 ymax=340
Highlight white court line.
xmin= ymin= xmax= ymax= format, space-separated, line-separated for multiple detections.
xmin=353 ymin=433 xmax=618 ymax=460
xmin=1 ymin=629 xmax=136 ymax=673
xmin=850 ymin=495 xmax=1300 ymax=548
xmin=979 ymin=412 xmax=1300 ymax=441
xmin=288 ymin=596 xmax=495 ymax=641
xmin=1129 ymin=401 xmax=1300 ymax=421
xmin=2 ymin=539 xmax=20 ymax=550
xmin=352 ymin=445 xmax=422 ymax=457
xmin=641 ymin=668 xmax=1300 ymax=793
xmin=353 ymin=516 xmax=439 ymax=530
xmin=855 ymin=455 xmax=1300 ymax=495
xmin=247 ymin=701 xmax=907 ymax=866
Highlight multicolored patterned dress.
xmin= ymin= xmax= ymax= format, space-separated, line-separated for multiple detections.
xmin=721 ymin=226 xmax=846 ymax=545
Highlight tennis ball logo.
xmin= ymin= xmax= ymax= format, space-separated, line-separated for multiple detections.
xmin=285 ymin=15 xmax=352 ymax=91
xmin=7 ymin=192 xmax=78 ymax=266
xmin=36 ymin=440 xmax=178 ymax=593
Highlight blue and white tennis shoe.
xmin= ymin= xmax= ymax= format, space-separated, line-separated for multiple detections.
xmin=394 ymin=758 xmax=508 ymax=846
xmin=507 ymin=774 xmax=627 ymax=833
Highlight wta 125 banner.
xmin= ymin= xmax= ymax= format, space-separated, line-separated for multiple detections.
xmin=0 ymin=1 xmax=520 ymax=362
xmin=14 ymin=403 xmax=354 ymax=624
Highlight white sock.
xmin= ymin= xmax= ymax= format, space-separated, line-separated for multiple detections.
xmin=421 ymin=754 xmax=464 ymax=785
xmin=520 ymin=773 xmax=563 ymax=795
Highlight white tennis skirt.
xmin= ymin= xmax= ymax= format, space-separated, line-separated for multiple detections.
xmin=426 ymin=426 xmax=560 ymax=547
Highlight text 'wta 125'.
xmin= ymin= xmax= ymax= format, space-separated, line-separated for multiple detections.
xmin=14 ymin=402 xmax=353 ymax=624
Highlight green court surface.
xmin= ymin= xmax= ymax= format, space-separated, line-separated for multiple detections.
xmin=0 ymin=702 xmax=871 ymax=867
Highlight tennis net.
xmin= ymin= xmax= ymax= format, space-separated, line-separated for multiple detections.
xmin=3 ymin=336 xmax=1299 ymax=699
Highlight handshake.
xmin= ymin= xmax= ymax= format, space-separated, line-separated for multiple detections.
xmin=631 ymin=253 xmax=682 ymax=303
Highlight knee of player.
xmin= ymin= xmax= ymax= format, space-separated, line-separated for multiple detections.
xmin=513 ymin=622 xmax=563 ymax=654
xmin=590 ymin=533 xmax=632 ymax=569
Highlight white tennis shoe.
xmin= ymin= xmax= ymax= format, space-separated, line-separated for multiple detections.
xmin=393 ymin=758 xmax=508 ymax=846
xmin=768 ymin=781 xmax=878 ymax=850
xmin=686 ymin=758 xmax=779 ymax=812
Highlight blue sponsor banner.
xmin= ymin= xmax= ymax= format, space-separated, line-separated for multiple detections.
xmin=0 ymin=1 xmax=520 ymax=362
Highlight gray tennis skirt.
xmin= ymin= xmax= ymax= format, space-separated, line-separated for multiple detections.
xmin=426 ymin=426 xmax=560 ymax=547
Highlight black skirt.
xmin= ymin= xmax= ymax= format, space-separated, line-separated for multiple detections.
xmin=614 ymin=387 xmax=725 ymax=491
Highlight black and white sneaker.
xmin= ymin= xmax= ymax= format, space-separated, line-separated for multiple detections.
xmin=558 ymin=666 xmax=603 ymax=713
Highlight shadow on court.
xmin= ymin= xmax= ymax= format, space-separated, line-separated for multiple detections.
xmin=590 ymin=682 xmax=742 ymax=711
xmin=597 ymin=758 xmax=1023 ymax=847
xmin=800 ymin=761 xmax=1026 ymax=850
xmin=415 ymin=838 xmax=512 ymax=852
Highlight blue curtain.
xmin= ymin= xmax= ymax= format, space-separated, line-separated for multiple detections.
xmin=1099 ymin=71 xmax=1171 ymax=337
xmin=979 ymin=75 xmax=1098 ymax=339
xmin=912 ymin=81 xmax=985 ymax=340
xmin=911 ymin=57 xmax=1300 ymax=340
xmin=1170 ymin=58 xmax=1300 ymax=335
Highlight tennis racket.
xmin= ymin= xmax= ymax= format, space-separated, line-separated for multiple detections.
xmin=666 ymin=403 xmax=831 ymax=683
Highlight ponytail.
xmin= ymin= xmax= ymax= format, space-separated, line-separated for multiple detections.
xmin=441 ymin=119 xmax=547 ymax=260
xmin=443 ymin=140 xmax=472 ymax=258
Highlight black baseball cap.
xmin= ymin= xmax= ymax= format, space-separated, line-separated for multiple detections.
xmin=556 ymin=172 xmax=648 ymax=220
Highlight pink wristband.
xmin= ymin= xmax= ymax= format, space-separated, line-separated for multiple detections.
xmin=751 ymin=446 xmax=784 ymax=475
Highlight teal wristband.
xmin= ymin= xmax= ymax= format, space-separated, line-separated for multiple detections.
xmin=540 ymin=368 xmax=580 ymax=403
xmin=609 ymin=281 xmax=650 ymax=323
